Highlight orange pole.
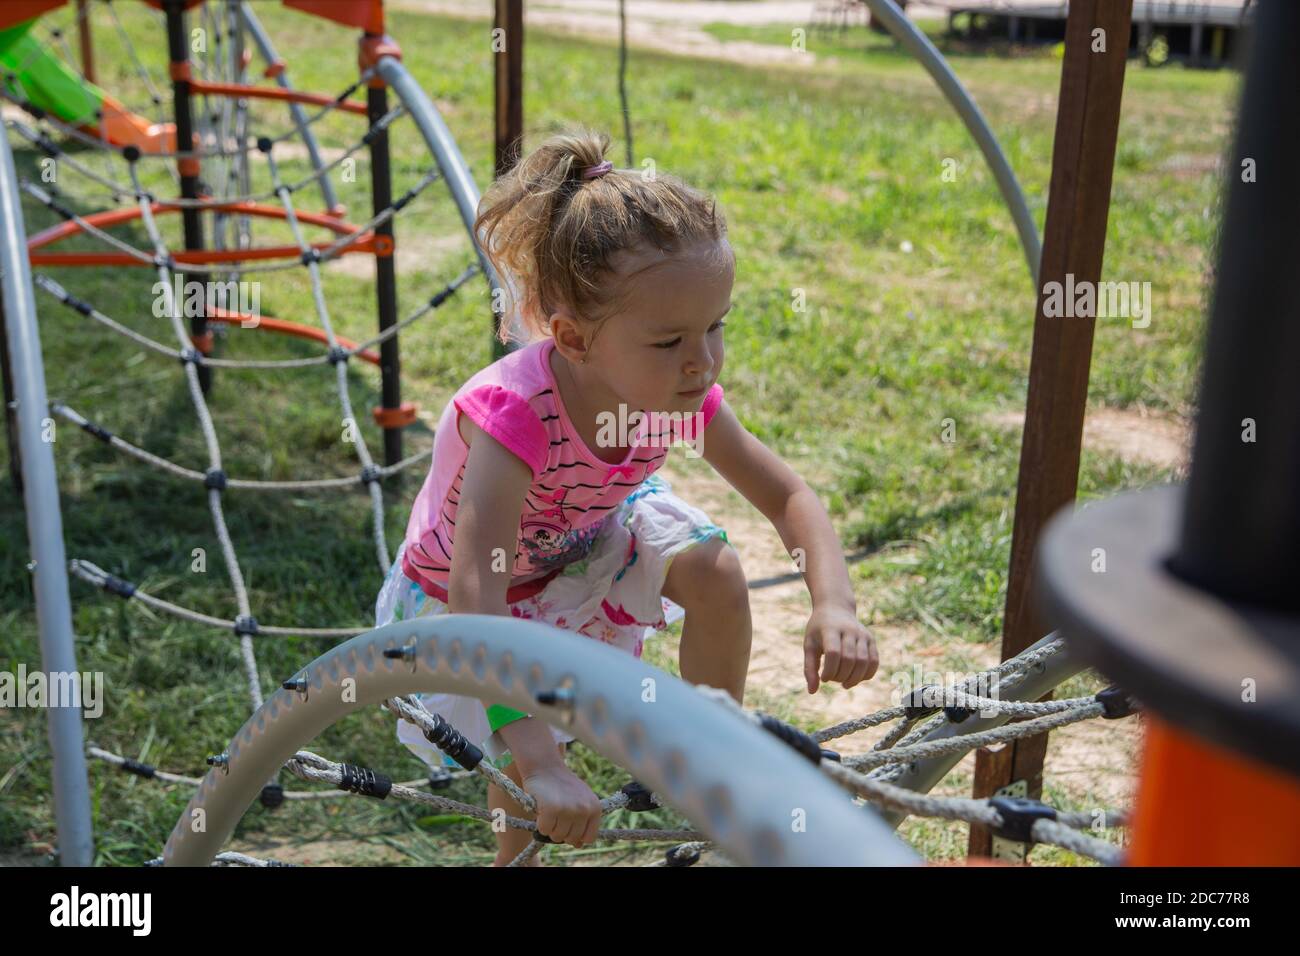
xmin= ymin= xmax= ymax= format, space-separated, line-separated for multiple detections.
xmin=1127 ymin=714 xmax=1300 ymax=866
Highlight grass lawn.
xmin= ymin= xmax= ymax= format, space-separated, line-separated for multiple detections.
xmin=0 ymin=4 xmax=1237 ymax=865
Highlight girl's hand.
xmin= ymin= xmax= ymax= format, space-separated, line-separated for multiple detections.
xmin=803 ymin=604 xmax=879 ymax=693
xmin=522 ymin=764 xmax=603 ymax=849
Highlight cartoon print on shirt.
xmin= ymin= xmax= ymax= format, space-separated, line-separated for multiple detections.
xmin=521 ymin=515 xmax=605 ymax=569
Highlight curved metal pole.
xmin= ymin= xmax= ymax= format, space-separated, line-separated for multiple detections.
xmin=239 ymin=1 xmax=341 ymax=214
xmin=862 ymin=0 xmax=1042 ymax=285
xmin=164 ymin=614 xmax=920 ymax=866
xmin=0 ymin=129 xmax=93 ymax=866
xmin=376 ymin=56 xmax=508 ymax=335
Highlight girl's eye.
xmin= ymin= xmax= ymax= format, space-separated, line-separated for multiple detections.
xmin=653 ymin=321 xmax=725 ymax=350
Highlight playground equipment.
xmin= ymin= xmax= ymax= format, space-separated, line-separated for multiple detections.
xmin=1038 ymin=0 xmax=1300 ymax=865
xmin=2 ymin=0 xmax=505 ymax=866
xmin=10 ymin=0 xmax=1288 ymax=867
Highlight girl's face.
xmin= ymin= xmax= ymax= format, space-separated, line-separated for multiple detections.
xmin=577 ymin=237 xmax=734 ymax=418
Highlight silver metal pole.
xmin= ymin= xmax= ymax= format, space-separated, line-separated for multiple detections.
xmin=375 ymin=56 xmax=505 ymax=307
xmin=862 ymin=0 xmax=1042 ymax=285
xmin=239 ymin=1 xmax=341 ymax=214
xmin=0 ymin=128 xmax=94 ymax=866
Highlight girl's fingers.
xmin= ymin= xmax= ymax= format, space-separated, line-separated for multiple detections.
xmin=581 ymin=813 xmax=601 ymax=849
xmin=864 ymin=632 xmax=880 ymax=680
xmin=845 ymin=632 xmax=873 ymax=688
xmin=804 ymin=640 xmax=821 ymax=693
xmin=819 ymin=630 xmax=843 ymax=682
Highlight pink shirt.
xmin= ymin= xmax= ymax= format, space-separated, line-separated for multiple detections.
xmin=401 ymin=337 xmax=724 ymax=602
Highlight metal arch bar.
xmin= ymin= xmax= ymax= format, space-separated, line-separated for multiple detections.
xmin=375 ymin=56 xmax=506 ymax=314
xmin=239 ymin=1 xmax=341 ymax=215
xmin=861 ymin=0 xmax=1042 ymax=285
xmin=163 ymin=614 xmax=921 ymax=866
xmin=0 ymin=128 xmax=93 ymax=866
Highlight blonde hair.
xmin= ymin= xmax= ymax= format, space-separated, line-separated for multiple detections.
xmin=474 ymin=125 xmax=728 ymax=347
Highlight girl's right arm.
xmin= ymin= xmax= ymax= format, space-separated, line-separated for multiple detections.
xmin=450 ymin=416 xmax=602 ymax=847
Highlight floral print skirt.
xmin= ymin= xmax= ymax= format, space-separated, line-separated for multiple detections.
xmin=374 ymin=474 xmax=729 ymax=769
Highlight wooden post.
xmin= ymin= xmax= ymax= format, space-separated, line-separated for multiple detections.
xmin=492 ymin=0 xmax=523 ymax=357
xmin=76 ymin=0 xmax=94 ymax=84
xmin=968 ymin=0 xmax=1133 ymax=860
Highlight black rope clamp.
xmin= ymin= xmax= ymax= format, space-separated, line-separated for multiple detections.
xmin=903 ymin=685 xmax=942 ymax=719
xmin=427 ymin=767 xmax=454 ymax=790
xmin=120 ymin=758 xmax=156 ymax=779
xmin=259 ymin=782 xmax=285 ymax=809
xmin=66 ymin=292 xmax=93 ymax=316
xmin=665 ymin=844 xmax=701 ymax=867
xmin=155 ymin=253 xmax=176 ymax=271
xmin=327 ymin=345 xmax=350 ymax=366
xmin=204 ymin=467 xmax=227 ymax=491
xmin=532 ymin=831 xmax=555 ymax=845
xmin=102 ymin=573 xmax=136 ymax=599
xmin=80 ymin=419 xmax=113 ymax=443
xmin=621 ymin=780 xmax=659 ymax=812
xmin=233 ymin=615 xmax=259 ymax=638
xmin=359 ymin=464 xmax=382 ymax=486
xmin=256 ymin=136 xmax=274 ymax=154
xmin=300 ymin=248 xmax=320 ymax=266
xmin=337 ymin=764 xmax=392 ymax=800
xmin=429 ymin=286 xmax=453 ymax=309
xmin=758 ymin=713 xmax=824 ymax=765
xmin=179 ymin=346 xmax=202 ymax=366
xmin=421 ymin=712 xmax=483 ymax=771
xmin=988 ymin=796 xmax=1057 ymax=844
xmin=122 ymin=144 xmax=141 ymax=163
xmin=1096 ymin=685 xmax=1136 ymax=719
xmin=944 ymin=703 xmax=974 ymax=724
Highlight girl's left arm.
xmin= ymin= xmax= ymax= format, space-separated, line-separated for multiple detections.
xmin=699 ymin=400 xmax=879 ymax=693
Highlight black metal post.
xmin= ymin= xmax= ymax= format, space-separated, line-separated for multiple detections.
xmin=1 ymin=296 xmax=22 ymax=495
xmin=1169 ymin=1 xmax=1300 ymax=614
xmin=366 ymin=54 xmax=402 ymax=467
xmin=164 ymin=0 xmax=212 ymax=393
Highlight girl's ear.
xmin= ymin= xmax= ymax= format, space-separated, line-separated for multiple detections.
xmin=550 ymin=312 xmax=590 ymax=363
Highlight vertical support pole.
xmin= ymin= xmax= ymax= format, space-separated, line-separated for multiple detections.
xmin=968 ymin=0 xmax=1133 ymax=859
xmin=76 ymin=0 xmax=94 ymax=84
xmin=492 ymin=0 xmax=523 ymax=360
xmin=0 ymin=128 xmax=94 ymax=867
xmin=1190 ymin=20 xmax=1204 ymax=68
xmin=363 ymin=36 xmax=403 ymax=468
xmin=164 ymin=0 xmax=212 ymax=393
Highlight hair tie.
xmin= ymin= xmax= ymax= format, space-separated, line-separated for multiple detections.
xmin=581 ymin=160 xmax=613 ymax=180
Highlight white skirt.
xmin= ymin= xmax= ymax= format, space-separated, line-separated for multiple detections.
xmin=374 ymin=474 xmax=729 ymax=769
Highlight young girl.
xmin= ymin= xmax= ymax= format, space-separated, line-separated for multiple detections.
xmin=375 ymin=127 xmax=879 ymax=866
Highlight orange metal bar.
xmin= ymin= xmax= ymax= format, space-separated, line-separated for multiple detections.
xmin=284 ymin=0 xmax=384 ymax=34
xmin=28 ymin=238 xmax=376 ymax=267
xmin=1126 ymin=714 xmax=1300 ymax=866
xmin=185 ymin=79 xmax=368 ymax=115
xmin=28 ymin=200 xmax=357 ymax=248
xmin=207 ymin=308 xmax=381 ymax=366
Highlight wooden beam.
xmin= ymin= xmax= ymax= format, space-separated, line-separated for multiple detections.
xmin=968 ymin=0 xmax=1133 ymax=860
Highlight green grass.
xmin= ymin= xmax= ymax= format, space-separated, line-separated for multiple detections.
xmin=0 ymin=5 xmax=1235 ymax=865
